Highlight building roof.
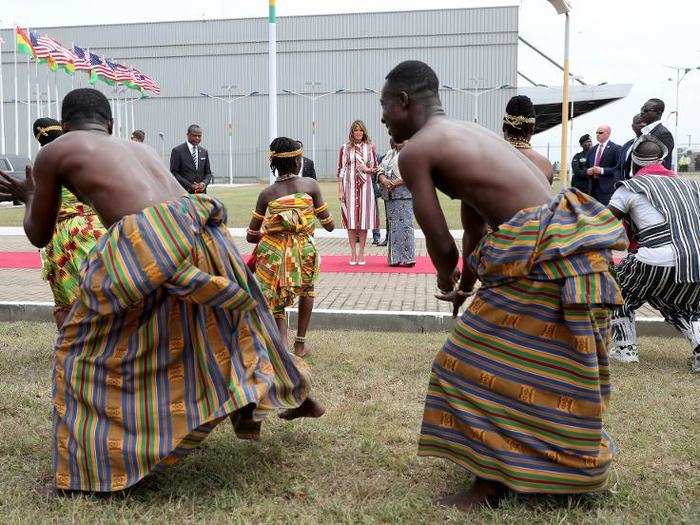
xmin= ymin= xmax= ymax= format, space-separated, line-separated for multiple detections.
xmin=518 ymin=84 xmax=633 ymax=134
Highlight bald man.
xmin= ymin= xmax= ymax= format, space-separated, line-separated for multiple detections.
xmin=585 ymin=125 xmax=621 ymax=204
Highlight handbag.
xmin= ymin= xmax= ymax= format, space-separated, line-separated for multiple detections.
xmin=246 ymin=245 xmax=258 ymax=272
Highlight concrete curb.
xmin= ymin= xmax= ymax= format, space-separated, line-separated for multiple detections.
xmin=0 ymin=301 xmax=679 ymax=338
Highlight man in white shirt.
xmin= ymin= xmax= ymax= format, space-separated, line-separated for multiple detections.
xmin=608 ymin=136 xmax=700 ymax=372
xmin=640 ymin=98 xmax=674 ymax=169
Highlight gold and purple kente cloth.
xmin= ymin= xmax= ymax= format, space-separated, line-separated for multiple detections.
xmin=255 ymin=193 xmax=320 ymax=316
xmin=40 ymin=188 xmax=105 ymax=311
xmin=53 ymin=194 xmax=311 ymax=492
xmin=419 ymin=189 xmax=628 ymax=494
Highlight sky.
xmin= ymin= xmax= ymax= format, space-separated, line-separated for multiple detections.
xmin=3 ymin=0 xmax=699 ymax=158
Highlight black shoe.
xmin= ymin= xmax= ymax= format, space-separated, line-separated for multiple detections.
xmin=371 ymin=239 xmax=379 ymax=245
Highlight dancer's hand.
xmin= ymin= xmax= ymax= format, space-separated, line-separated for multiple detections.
xmin=0 ymin=165 xmax=34 ymax=203
xmin=436 ymin=268 xmax=460 ymax=294
xmin=435 ymin=289 xmax=473 ymax=318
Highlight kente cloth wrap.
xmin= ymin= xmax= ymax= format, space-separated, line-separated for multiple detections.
xmin=254 ymin=193 xmax=320 ymax=314
xmin=418 ymin=189 xmax=628 ymax=494
xmin=52 ymin=195 xmax=311 ymax=492
xmin=40 ymin=188 xmax=105 ymax=309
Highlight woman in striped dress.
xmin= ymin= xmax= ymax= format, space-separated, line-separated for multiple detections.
xmin=337 ymin=120 xmax=379 ymax=265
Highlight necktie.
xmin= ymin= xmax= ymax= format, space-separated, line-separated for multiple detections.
xmin=594 ymin=144 xmax=604 ymax=166
xmin=191 ymin=146 xmax=198 ymax=170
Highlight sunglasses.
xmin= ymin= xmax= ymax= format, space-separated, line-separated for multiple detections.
xmin=596 ymin=131 xmax=605 ymax=134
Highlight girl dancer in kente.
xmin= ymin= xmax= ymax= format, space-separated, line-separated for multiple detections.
xmin=32 ymin=118 xmax=106 ymax=327
xmin=247 ymin=138 xmax=335 ymax=357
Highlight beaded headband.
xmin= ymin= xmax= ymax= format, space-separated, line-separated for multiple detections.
xmin=269 ymin=148 xmax=303 ymax=159
xmin=34 ymin=125 xmax=62 ymax=139
xmin=503 ymin=113 xmax=535 ymax=128
xmin=630 ymin=134 xmax=668 ymax=167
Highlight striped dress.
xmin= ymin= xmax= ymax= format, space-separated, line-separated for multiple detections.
xmin=337 ymin=141 xmax=379 ymax=230
xmin=53 ymin=195 xmax=311 ymax=492
xmin=418 ymin=189 xmax=628 ymax=494
xmin=254 ymin=193 xmax=320 ymax=316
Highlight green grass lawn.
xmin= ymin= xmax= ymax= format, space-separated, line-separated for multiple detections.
xmin=0 ymin=322 xmax=696 ymax=523
xmin=2 ymin=173 xmax=698 ymax=230
xmin=0 ymin=183 xmax=464 ymax=229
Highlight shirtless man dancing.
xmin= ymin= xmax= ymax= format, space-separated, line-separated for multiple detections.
xmin=0 ymin=88 xmax=323 ymax=493
xmin=379 ymin=61 xmax=626 ymax=510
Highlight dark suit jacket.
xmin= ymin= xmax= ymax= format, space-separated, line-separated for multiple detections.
xmin=616 ymin=138 xmax=636 ymax=180
xmin=648 ymin=122 xmax=674 ymax=169
xmin=585 ymin=141 xmax=621 ymax=204
xmin=169 ymin=142 xmax=212 ymax=193
xmin=570 ymin=149 xmax=590 ymax=194
xmin=300 ymin=157 xmax=317 ymax=179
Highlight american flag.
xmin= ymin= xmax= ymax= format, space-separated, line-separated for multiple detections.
xmin=29 ymin=30 xmax=51 ymax=59
xmin=89 ymin=52 xmax=116 ymax=81
xmin=72 ymin=45 xmax=92 ymax=71
xmin=133 ymin=68 xmax=160 ymax=95
xmin=40 ymin=36 xmax=74 ymax=67
xmin=106 ymin=59 xmax=135 ymax=83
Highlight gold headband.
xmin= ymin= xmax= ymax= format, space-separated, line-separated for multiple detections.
xmin=503 ymin=114 xmax=535 ymax=128
xmin=34 ymin=125 xmax=62 ymax=139
xmin=269 ymin=148 xmax=303 ymax=159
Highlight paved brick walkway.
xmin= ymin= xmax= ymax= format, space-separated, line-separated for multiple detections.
xmin=0 ymin=234 xmax=660 ymax=318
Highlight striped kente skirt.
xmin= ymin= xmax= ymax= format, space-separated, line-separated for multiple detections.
xmin=53 ymin=195 xmax=311 ymax=492
xmin=419 ymin=189 xmax=628 ymax=494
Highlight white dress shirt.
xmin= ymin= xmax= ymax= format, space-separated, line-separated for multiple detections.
xmin=594 ymin=140 xmax=609 ymax=174
xmin=187 ymin=141 xmax=199 ymax=169
xmin=641 ymin=121 xmax=661 ymax=135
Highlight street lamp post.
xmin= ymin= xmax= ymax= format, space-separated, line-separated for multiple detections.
xmin=666 ymin=65 xmax=700 ymax=170
xmin=200 ymin=88 xmax=259 ymax=185
xmin=441 ymin=83 xmax=512 ymax=124
xmin=283 ymin=85 xmax=346 ymax=162
xmin=546 ymin=0 xmax=573 ymax=185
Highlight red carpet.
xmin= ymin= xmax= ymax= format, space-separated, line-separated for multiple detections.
xmin=0 ymin=251 xmax=438 ymax=274
xmin=0 ymin=252 xmax=625 ymax=274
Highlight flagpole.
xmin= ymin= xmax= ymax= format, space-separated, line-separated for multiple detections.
xmin=14 ymin=26 xmax=19 ymax=154
xmin=54 ymin=79 xmax=59 ymax=118
xmin=46 ymin=68 xmax=51 ymax=118
xmin=26 ymin=54 xmax=31 ymax=158
xmin=268 ymin=0 xmax=277 ymax=184
xmin=0 ymin=35 xmax=6 ymax=155
xmin=34 ymin=55 xmax=40 ymax=118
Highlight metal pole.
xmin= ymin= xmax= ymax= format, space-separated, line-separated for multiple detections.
xmin=473 ymin=92 xmax=479 ymax=123
xmin=54 ymin=79 xmax=58 ymax=119
xmin=311 ymin=96 xmax=317 ymax=162
xmin=268 ymin=0 xmax=277 ymax=184
xmin=26 ymin=55 xmax=30 ymax=158
xmin=228 ymin=100 xmax=233 ymax=184
xmin=0 ymin=36 xmax=5 ymax=155
xmin=559 ymin=12 xmax=571 ymax=186
xmin=46 ymin=72 xmax=51 ymax=118
xmin=34 ymin=58 xmax=40 ymax=118
xmin=14 ymin=28 xmax=19 ymax=154
xmin=674 ymin=69 xmax=680 ymax=171
xmin=130 ymin=101 xmax=135 ymax=136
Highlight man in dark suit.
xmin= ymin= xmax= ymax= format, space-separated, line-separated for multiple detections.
xmin=297 ymin=141 xmax=317 ymax=179
xmin=170 ymin=124 xmax=212 ymax=194
xmin=640 ymin=98 xmax=674 ymax=169
xmin=585 ymin=124 xmax=621 ymax=204
xmin=616 ymin=114 xmax=645 ymax=180
xmin=571 ymin=134 xmax=592 ymax=194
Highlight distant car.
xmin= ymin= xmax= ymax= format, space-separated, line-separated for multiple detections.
xmin=0 ymin=154 xmax=30 ymax=204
